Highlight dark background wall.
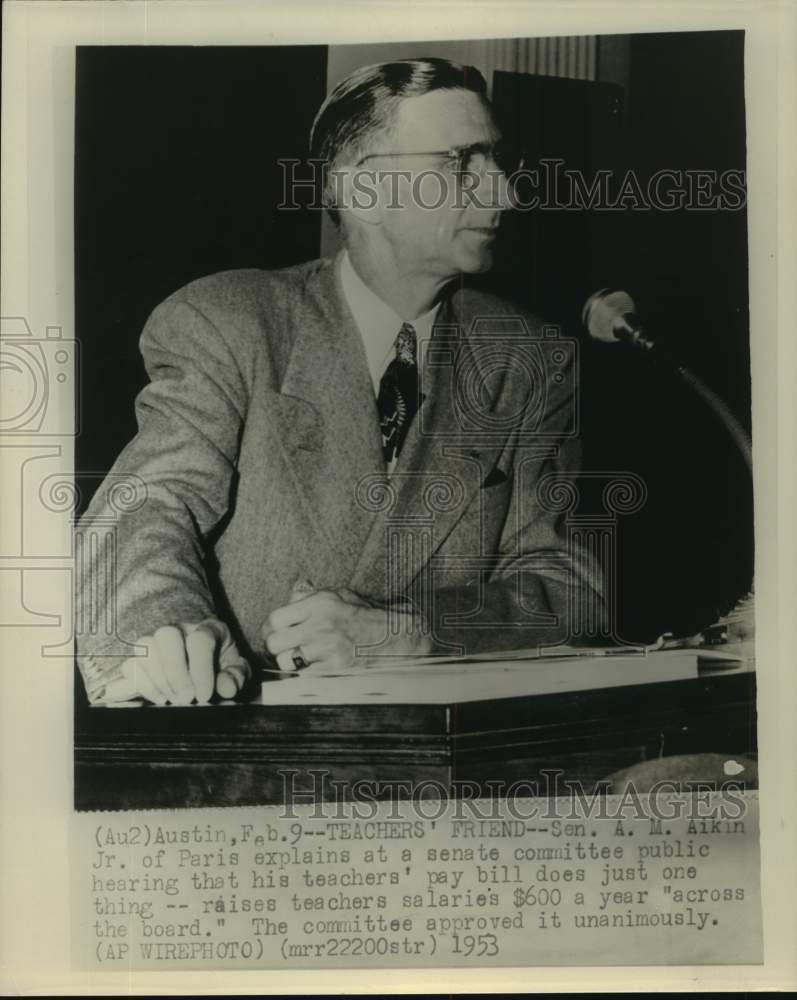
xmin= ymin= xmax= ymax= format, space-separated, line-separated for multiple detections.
xmin=75 ymin=34 xmax=752 ymax=642
xmin=480 ymin=31 xmax=751 ymax=640
xmin=75 ymin=45 xmax=327 ymax=484
xmin=586 ymin=31 xmax=752 ymax=640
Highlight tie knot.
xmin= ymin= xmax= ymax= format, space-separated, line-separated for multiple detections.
xmin=395 ymin=322 xmax=417 ymax=365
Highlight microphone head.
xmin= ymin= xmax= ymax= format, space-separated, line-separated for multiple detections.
xmin=582 ymin=288 xmax=642 ymax=344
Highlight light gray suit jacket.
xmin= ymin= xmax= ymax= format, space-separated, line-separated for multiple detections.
xmin=76 ymin=254 xmax=602 ymax=701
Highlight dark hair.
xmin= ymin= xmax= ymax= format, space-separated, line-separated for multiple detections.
xmin=309 ymin=57 xmax=488 ymax=226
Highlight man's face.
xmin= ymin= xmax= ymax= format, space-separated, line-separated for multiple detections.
xmin=357 ymin=88 xmax=511 ymax=280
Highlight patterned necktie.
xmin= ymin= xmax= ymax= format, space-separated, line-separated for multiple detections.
xmin=377 ymin=322 xmax=423 ymax=465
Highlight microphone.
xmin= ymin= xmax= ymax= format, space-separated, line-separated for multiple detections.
xmin=581 ymin=287 xmax=752 ymax=475
xmin=581 ymin=288 xmax=656 ymax=351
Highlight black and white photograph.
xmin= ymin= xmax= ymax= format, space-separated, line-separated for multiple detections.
xmin=1 ymin=0 xmax=794 ymax=991
xmin=73 ymin=34 xmax=755 ymax=809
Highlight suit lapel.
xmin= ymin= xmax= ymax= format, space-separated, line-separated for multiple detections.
xmin=350 ymin=295 xmax=507 ymax=599
xmin=277 ymin=256 xmax=387 ymax=579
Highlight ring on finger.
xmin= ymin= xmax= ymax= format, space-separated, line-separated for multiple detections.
xmin=292 ymin=646 xmax=308 ymax=670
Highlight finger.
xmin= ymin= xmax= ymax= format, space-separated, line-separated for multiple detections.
xmin=120 ymin=655 xmax=164 ymax=704
xmin=299 ymin=651 xmax=353 ymax=676
xmin=153 ymin=624 xmax=195 ymax=705
xmin=290 ymin=637 xmax=331 ymax=668
xmin=218 ymin=643 xmax=251 ymax=694
xmin=273 ymin=634 xmax=331 ymax=673
xmin=98 ymin=637 xmax=163 ymax=704
xmin=136 ymin=637 xmax=170 ymax=704
xmin=216 ymin=661 xmax=249 ymax=700
xmin=99 ymin=675 xmax=138 ymax=703
xmin=268 ymin=594 xmax=319 ymax=632
xmin=184 ymin=619 xmax=250 ymax=700
xmin=290 ymin=578 xmax=315 ymax=601
xmin=275 ymin=637 xmax=328 ymax=672
xmin=265 ymin=622 xmax=315 ymax=657
xmin=217 ymin=635 xmax=251 ymax=699
xmin=275 ymin=647 xmax=307 ymax=672
xmin=185 ymin=626 xmax=217 ymax=704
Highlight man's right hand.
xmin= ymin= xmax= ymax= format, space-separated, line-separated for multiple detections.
xmin=101 ymin=619 xmax=250 ymax=705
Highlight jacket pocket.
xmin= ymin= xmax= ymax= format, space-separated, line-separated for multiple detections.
xmin=270 ymin=394 xmax=322 ymax=453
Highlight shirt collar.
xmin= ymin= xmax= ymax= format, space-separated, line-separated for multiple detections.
xmin=339 ymin=250 xmax=440 ymax=390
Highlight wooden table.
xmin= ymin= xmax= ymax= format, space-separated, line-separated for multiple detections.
xmin=74 ymin=669 xmax=757 ymax=811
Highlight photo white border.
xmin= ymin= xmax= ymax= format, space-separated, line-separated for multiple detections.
xmin=1 ymin=0 xmax=794 ymax=992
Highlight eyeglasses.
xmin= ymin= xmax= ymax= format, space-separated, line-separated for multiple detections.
xmin=355 ymin=140 xmax=525 ymax=178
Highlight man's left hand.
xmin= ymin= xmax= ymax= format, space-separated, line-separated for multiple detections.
xmin=262 ymin=588 xmax=431 ymax=672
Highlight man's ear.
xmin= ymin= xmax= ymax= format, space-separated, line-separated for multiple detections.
xmin=333 ymin=163 xmax=384 ymax=230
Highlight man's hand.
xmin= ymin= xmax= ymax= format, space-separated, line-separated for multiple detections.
xmin=262 ymin=588 xmax=431 ymax=672
xmin=101 ymin=619 xmax=250 ymax=704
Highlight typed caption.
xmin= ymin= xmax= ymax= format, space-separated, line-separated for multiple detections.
xmin=73 ymin=791 xmax=762 ymax=969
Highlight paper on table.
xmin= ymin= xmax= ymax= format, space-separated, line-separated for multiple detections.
xmin=262 ymin=642 xmax=746 ymax=677
xmin=261 ymin=643 xmax=647 ymax=678
xmin=259 ymin=648 xmax=722 ymax=706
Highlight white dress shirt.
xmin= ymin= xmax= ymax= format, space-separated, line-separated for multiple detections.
xmin=339 ymin=250 xmax=440 ymax=393
xmin=339 ymin=250 xmax=440 ymax=474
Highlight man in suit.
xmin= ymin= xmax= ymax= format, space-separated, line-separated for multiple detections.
xmin=76 ymin=57 xmax=602 ymax=706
